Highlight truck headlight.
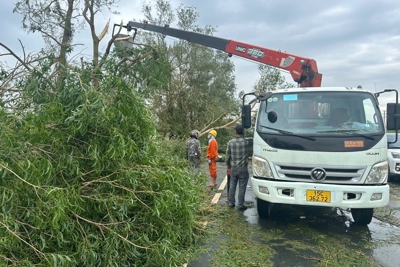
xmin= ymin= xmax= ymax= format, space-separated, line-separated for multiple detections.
xmin=365 ymin=161 xmax=388 ymax=184
xmin=252 ymin=156 xmax=273 ymax=178
xmin=391 ymin=152 xmax=400 ymax=159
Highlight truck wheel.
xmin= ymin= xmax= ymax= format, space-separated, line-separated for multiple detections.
xmin=351 ymin=208 xmax=373 ymax=225
xmin=256 ymin=198 xmax=273 ymax=218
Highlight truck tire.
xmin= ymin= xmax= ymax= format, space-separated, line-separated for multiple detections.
xmin=256 ymin=198 xmax=273 ymax=219
xmin=351 ymin=208 xmax=373 ymax=225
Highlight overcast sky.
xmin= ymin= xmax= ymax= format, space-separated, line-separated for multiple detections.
xmin=1 ymin=0 xmax=399 ymax=109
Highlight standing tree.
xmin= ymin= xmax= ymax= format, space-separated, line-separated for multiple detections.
xmin=12 ymin=0 xmax=128 ymax=88
xmin=255 ymin=65 xmax=296 ymax=92
xmin=137 ymin=0 xmax=240 ymax=138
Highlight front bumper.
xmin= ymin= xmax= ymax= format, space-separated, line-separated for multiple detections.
xmin=251 ymin=177 xmax=389 ymax=209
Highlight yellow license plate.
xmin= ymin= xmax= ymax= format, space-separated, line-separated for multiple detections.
xmin=306 ymin=190 xmax=331 ymax=203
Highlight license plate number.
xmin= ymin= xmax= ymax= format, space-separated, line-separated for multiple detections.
xmin=306 ymin=190 xmax=331 ymax=203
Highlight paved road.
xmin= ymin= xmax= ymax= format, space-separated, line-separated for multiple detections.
xmin=189 ymin=162 xmax=400 ymax=267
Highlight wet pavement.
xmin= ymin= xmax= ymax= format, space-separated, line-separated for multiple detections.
xmin=188 ymin=162 xmax=400 ymax=267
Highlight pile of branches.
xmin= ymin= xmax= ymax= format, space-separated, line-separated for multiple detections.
xmin=0 ymin=63 xmax=207 ymax=266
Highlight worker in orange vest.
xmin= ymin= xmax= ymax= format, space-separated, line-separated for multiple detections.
xmin=206 ymin=129 xmax=218 ymax=187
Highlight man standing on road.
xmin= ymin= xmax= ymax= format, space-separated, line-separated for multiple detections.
xmin=206 ymin=129 xmax=218 ymax=187
xmin=186 ymin=129 xmax=201 ymax=175
xmin=226 ymin=124 xmax=249 ymax=210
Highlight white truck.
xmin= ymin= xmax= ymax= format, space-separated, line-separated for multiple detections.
xmin=122 ymin=20 xmax=399 ymax=225
xmin=242 ymin=87 xmax=399 ymax=225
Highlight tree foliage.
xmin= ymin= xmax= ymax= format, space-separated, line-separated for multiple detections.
xmin=0 ymin=59 xmax=208 ymax=266
xmin=255 ymin=65 xmax=296 ymax=92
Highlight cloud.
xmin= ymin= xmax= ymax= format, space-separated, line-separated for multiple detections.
xmin=214 ymin=0 xmax=245 ymax=15
xmin=0 ymin=2 xmax=45 ymax=65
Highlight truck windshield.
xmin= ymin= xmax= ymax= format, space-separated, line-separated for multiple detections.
xmin=256 ymin=91 xmax=384 ymax=136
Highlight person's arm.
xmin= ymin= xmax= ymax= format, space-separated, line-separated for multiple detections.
xmin=215 ymin=141 xmax=219 ymax=161
xmin=226 ymin=141 xmax=231 ymax=168
xmin=211 ymin=140 xmax=218 ymax=161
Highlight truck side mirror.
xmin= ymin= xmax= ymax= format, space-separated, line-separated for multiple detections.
xmin=242 ymin=104 xmax=252 ymax=129
xmin=386 ymin=103 xmax=400 ymax=130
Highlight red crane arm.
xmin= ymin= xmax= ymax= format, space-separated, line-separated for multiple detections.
xmin=126 ymin=21 xmax=322 ymax=87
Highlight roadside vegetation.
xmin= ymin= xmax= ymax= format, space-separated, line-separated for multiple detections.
xmin=0 ymin=52 xmax=216 ymax=266
xmin=0 ymin=0 xmax=294 ymax=266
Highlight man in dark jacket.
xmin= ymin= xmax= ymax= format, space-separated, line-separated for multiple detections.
xmin=186 ymin=129 xmax=201 ymax=174
xmin=226 ymin=124 xmax=249 ymax=210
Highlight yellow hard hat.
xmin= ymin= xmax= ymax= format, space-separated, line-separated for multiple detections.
xmin=209 ymin=129 xmax=217 ymax=137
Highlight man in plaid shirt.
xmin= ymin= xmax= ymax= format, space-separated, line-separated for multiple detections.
xmin=226 ymin=124 xmax=249 ymax=210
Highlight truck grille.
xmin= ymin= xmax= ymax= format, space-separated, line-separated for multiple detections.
xmin=275 ymin=164 xmax=366 ymax=183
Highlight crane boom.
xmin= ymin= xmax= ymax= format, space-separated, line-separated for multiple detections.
xmin=126 ymin=21 xmax=322 ymax=87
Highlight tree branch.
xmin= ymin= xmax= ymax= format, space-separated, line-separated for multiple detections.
xmin=0 ymin=221 xmax=45 ymax=257
xmin=72 ymin=212 xmax=149 ymax=250
xmin=0 ymin=42 xmax=31 ymax=71
xmin=199 ymin=102 xmax=258 ymax=137
xmin=98 ymin=19 xmax=110 ymax=41
xmin=98 ymin=20 xmax=123 ymax=69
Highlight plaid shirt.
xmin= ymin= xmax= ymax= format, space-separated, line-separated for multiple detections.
xmin=226 ymin=136 xmax=248 ymax=169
